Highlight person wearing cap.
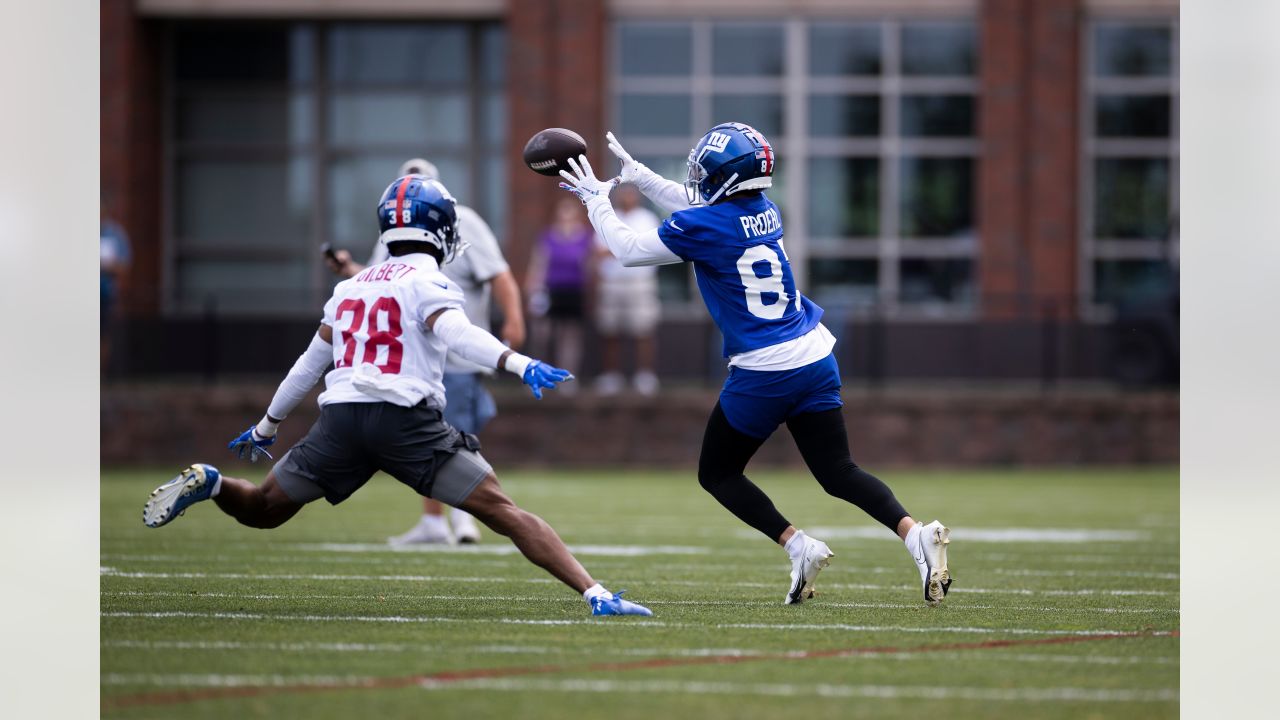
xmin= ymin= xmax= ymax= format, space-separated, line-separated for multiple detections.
xmin=324 ymin=158 xmax=525 ymax=545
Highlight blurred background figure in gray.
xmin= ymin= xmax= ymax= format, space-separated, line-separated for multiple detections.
xmin=593 ymin=184 xmax=661 ymax=397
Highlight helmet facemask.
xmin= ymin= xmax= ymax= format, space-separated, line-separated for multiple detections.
xmin=684 ymin=151 xmax=707 ymax=206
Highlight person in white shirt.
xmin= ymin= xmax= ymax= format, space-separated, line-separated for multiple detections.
xmin=592 ymin=184 xmax=661 ymax=396
xmin=142 ymin=174 xmax=652 ymax=618
xmin=326 ymin=158 xmax=525 ymax=546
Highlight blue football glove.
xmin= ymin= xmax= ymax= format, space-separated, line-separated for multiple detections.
xmin=522 ymin=360 xmax=574 ymax=399
xmin=227 ymin=425 xmax=275 ymax=462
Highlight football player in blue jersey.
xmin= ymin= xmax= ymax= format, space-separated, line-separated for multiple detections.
xmin=558 ymin=123 xmax=953 ymax=606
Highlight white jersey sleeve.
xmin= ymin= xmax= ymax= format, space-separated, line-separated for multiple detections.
xmin=583 ymin=195 xmax=683 ymax=267
xmin=631 ymin=164 xmax=696 ymax=215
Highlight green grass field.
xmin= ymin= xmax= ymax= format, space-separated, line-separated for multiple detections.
xmin=101 ymin=467 xmax=1178 ymax=719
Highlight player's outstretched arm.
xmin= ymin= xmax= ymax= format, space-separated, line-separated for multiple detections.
xmin=228 ymin=325 xmax=334 ymax=462
xmin=607 ymin=131 xmax=694 ymax=215
xmin=559 ymin=155 xmax=682 ymax=268
xmin=427 ymin=309 xmax=573 ymax=399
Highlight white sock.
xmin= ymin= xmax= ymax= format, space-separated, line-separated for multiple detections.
xmin=904 ymin=522 xmax=929 ymax=580
xmin=418 ymin=514 xmax=449 ymax=530
xmin=582 ymin=583 xmax=611 ymax=603
xmin=904 ymin=522 xmax=922 ymax=553
xmin=784 ymin=530 xmax=808 ymax=561
xmin=451 ymin=508 xmax=474 ymax=522
xmin=209 ymin=476 xmax=223 ymax=498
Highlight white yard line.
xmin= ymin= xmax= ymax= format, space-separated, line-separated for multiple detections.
xmin=99 ymin=610 xmax=1176 ymax=638
xmin=102 ymin=639 xmax=561 ymax=654
xmin=296 ymin=543 xmax=710 ymax=556
xmin=100 ymin=639 xmax=1179 ymax=667
xmin=751 ymin=527 xmax=1154 ymax=543
xmin=99 ymin=568 xmax=1179 ymax=597
xmin=102 ymin=590 xmax=1176 ymax=615
xmin=100 ymin=674 xmax=1177 ymax=703
xmin=418 ymin=678 xmax=1179 ymax=703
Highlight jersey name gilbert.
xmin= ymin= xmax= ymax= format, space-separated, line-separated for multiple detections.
xmin=739 ymin=208 xmax=782 ymax=239
xmin=355 ymin=262 xmax=419 ymax=283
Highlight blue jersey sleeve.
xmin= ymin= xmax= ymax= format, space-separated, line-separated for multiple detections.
xmin=655 ymin=208 xmax=711 ymax=263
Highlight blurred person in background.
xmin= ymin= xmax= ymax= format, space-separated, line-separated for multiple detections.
xmin=525 ymin=197 xmax=593 ymax=394
xmin=325 ymin=158 xmax=525 ymax=546
xmin=593 ymin=184 xmax=661 ymax=397
xmin=100 ymin=215 xmax=132 ymax=374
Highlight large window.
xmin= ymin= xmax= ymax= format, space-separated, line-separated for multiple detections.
xmin=1082 ymin=18 xmax=1179 ymax=314
xmin=167 ymin=22 xmax=506 ymax=315
xmin=612 ymin=18 xmax=979 ymax=316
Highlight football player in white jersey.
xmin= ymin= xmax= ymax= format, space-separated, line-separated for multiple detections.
xmin=326 ymin=158 xmax=523 ymax=546
xmin=142 ymin=175 xmax=652 ymax=617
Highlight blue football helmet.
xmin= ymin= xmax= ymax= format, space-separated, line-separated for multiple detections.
xmin=376 ymin=175 xmax=465 ymax=263
xmin=684 ymin=122 xmax=776 ymax=205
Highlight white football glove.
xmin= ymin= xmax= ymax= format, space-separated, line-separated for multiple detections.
xmin=558 ymin=155 xmax=617 ymax=205
xmin=606 ymin=131 xmax=646 ymax=184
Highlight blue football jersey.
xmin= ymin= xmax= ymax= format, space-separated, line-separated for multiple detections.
xmin=657 ymin=193 xmax=823 ymax=357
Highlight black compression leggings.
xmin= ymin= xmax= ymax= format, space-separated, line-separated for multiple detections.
xmin=696 ymin=403 xmax=909 ymax=541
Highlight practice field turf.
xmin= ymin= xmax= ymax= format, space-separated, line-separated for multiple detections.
xmin=101 ymin=467 xmax=1178 ymax=719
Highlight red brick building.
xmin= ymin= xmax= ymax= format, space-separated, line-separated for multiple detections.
xmin=102 ymin=0 xmax=1179 ymax=385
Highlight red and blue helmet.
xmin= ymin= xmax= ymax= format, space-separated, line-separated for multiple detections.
xmin=376 ymin=175 xmax=464 ymax=263
xmin=684 ymin=122 xmax=776 ymax=205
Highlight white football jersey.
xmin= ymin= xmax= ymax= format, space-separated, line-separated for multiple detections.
xmin=317 ymin=252 xmax=465 ymax=409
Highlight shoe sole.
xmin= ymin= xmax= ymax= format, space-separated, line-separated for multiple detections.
xmin=143 ymin=466 xmax=207 ymax=529
xmin=786 ymin=550 xmax=834 ymax=605
xmin=925 ymin=525 xmax=951 ymax=607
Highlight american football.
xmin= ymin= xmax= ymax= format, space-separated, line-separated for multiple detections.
xmin=522 ymin=127 xmax=588 ymax=176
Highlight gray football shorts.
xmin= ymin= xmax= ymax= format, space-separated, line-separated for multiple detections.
xmin=271 ymin=402 xmax=493 ymax=507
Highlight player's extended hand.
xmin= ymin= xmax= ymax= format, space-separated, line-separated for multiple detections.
xmin=227 ymin=425 xmax=276 ymax=463
xmin=606 ymin=131 xmax=645 ymax=184
xmin=558 ymin=155 xmax=617 ymax=205
xmin=521 ymin=360 xmax=575 ymax=399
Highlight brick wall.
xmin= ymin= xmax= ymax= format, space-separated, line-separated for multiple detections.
xmin=101 ymin=384 xmax=1177 ymax=469
xmin=101 ymin=0 xmax=164 ymax=314
xmin=505 ymin=0 xmax=607 ymax=284
xmin=979 ymin=0 xmax=1081 ymax=320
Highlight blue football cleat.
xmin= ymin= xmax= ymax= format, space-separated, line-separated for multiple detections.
xmin=143 ymin=464 xmax=221 ymax=528
xmin=591 ymin=590 xmax=653 ymax=617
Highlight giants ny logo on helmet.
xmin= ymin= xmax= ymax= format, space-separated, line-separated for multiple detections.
xmin=375 ymin=175 xmax=466 ymax=263
xmin=684 ymin=122 xmax=775 ymax=206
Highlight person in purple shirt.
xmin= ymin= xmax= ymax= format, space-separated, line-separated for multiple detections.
xmin=525 ymin=197 xmax=595 ymax=392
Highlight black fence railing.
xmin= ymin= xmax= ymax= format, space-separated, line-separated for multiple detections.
xmin=101 ymin=290 xmax=1178 ymax=389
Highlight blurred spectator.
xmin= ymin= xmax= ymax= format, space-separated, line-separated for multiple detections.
xmin=593 ymin=185 xmax=661 ymax=396
xmin=325 ymin=158 xmax=525 ymax=545
xmin=526 ymin=197 xmax=593 ymax=393
xmin=100 ymin=216 xmax=132 ymax=373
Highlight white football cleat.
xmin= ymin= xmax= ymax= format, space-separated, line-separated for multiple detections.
xmin=908 ymin=520 xmax=952 ymax=607
xmin=388 ymin=517 xmax=454 ymax=546
xmin=143 ymin=464 xmax=221 ymax=528
xmin=785 ymin=534 xmax=834 ymax=605
xmin=451 ymin=509 xmax=482 ymax=544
